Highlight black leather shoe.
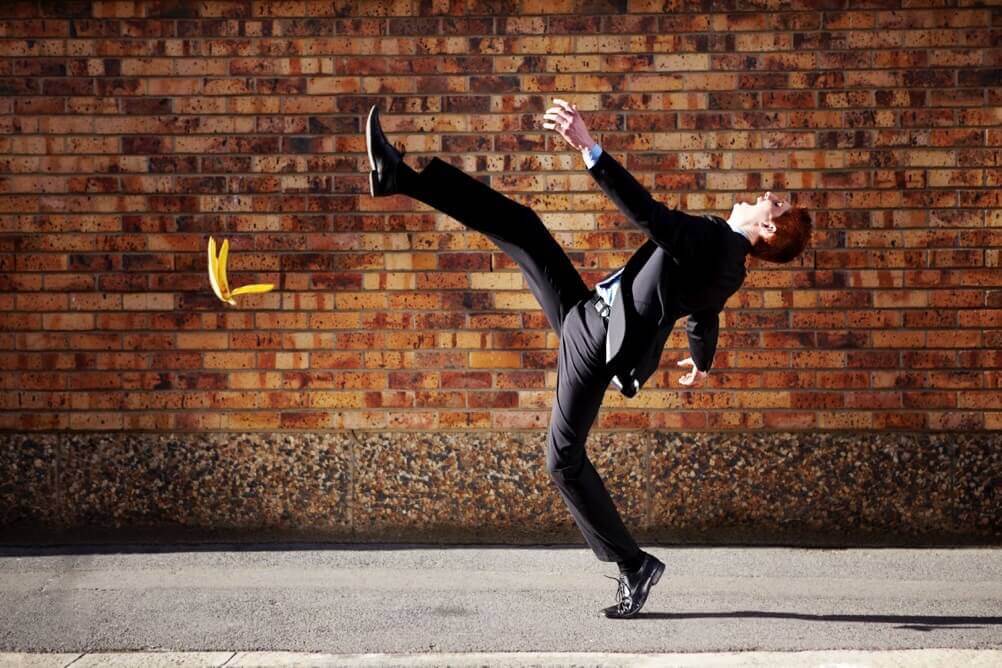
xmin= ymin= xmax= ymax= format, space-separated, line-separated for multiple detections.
xmin=601 ymin=551 xmax=666 ymax=619
xmin=365 ymin=104 xmax=407 ymax=197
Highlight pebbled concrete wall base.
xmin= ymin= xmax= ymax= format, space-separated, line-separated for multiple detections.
xmin=2 ymin=431 xmax=999 ymax=546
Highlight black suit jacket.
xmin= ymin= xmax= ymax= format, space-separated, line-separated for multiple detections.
xmin=587 ymin=149 xmax=752 ymax=398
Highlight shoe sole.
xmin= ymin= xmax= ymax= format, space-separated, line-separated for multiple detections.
xmin=366 ymin=105 xmax=378 ymax=197
xmin=366 ymin=105 xmax=377 ymax=169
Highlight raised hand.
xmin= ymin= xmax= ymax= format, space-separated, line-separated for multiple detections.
xmin=542 ymin=98 xmax=595 ymax=152
xmin=676 ymin=357 xmax=709 ymax=388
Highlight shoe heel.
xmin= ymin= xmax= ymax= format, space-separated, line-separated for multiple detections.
xmin=369 ymin=170 xmax=377 ymax=197
xmin=652 ymin=561 xmax=665 ymax=585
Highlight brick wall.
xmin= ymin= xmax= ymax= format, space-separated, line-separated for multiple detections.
xmin=1 ymin=0 xmax=1000 ymax=435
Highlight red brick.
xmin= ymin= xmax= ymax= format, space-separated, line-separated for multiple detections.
xmin=0 ymin=3 xmax=994 ymax=433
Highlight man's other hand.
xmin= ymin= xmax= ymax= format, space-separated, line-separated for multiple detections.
xmin=676 ymin=357 xmax=709 ymax=388
xmin=543 ymin=98 xmax=595 ymax=152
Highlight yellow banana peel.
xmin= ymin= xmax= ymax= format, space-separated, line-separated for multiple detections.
xmin=207 ymin=236 xmax=275 ymax=306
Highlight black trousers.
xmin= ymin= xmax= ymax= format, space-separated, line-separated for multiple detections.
xmin=400 ymin=157 xmax=642 ymax=564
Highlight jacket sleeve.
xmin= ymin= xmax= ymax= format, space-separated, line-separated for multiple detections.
xmin=685 ymin=309 xmax=719 ymax=373
xmin=588 ymin=149 xmax=717 ymax=267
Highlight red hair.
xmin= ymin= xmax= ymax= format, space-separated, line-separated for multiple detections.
xmin=750 ymin=207 xmax=813 ymax=263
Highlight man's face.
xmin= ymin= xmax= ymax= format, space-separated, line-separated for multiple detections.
xmin=733 ymin=191 xmax=791 ymax=240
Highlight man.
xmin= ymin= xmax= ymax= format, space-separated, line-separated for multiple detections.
xmin=365 ymin=100 xmax=812 ymax=619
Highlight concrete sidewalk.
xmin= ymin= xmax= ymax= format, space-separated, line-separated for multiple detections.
xmin=1 ymin=544 xmax=1000 ymax=663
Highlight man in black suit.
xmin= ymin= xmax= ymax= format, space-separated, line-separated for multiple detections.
xmin=365 ymin=101 xmax=812 ymax=618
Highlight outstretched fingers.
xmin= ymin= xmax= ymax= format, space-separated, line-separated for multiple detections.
xmin=553 ymin=98 xmax=577 ymax=113
xmin=544 ymin=107 xmax=573 ymax=127
xmin=542 ymin=98 xmax=592 ymax=151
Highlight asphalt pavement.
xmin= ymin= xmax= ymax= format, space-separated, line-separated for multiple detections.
xmin=1 ymin=543 xmax=1000 ymax=665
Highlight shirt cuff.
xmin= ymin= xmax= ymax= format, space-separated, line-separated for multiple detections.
xmin=582 ymin=142 xmax=602 ymax=169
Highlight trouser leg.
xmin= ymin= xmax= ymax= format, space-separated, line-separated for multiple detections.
xmin=545 ymin=300 xmax=642 ymax=563
xmin=399 ymin=156 xmax=589 ymax=336
xmin=398 ymin=156 xmax=639 ymax=562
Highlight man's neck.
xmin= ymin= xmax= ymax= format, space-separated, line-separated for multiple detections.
xmin=726 ymin=217 xmax=754 ymax=244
